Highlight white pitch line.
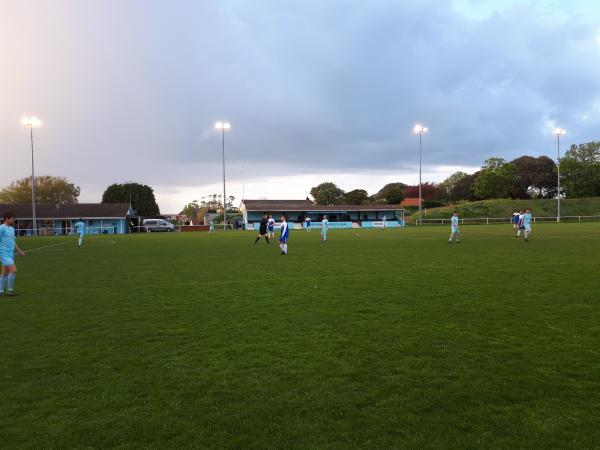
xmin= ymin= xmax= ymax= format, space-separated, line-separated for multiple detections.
xmin=27 ymin=240 xmax=117 ymax=253
xmin=25 ymin=241 xmax=72 ymax=252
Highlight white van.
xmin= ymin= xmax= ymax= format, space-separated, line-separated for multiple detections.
xmin=143 ymin=219 xmax=175 ymax=232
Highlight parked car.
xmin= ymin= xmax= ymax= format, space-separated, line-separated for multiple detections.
xmin=143 ymin=219 xmax=175 ymax=232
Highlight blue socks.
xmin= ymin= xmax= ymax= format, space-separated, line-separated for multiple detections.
xmin=7 ymin=273 xmax=15 ymax=292
xmin=0 ymin=275 xmax=6 ymax=293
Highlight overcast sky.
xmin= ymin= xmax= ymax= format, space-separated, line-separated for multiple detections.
xmin=1 ymin=0 xmax=599 ymax=212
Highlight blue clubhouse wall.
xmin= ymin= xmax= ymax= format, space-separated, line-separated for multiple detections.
xmin=361 ymin=220 xmax=403 ymax=228
xmin=245 ymin=221 xmax=405 ymax=230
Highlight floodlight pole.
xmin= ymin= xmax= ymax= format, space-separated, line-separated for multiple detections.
xmin=556 ymin=133 xmax=561 ymax=223
xmin=221 ymin=127 xmax=227 ymax=231
xmin=28 ymin=124 xmax=37 ymax=236
xmin=418 ymin=131 xmax=423 ymax=226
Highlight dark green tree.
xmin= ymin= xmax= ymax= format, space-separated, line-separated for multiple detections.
xmin=343 ymin=189 xmax=369 ymax=205
xmin=102 ymin=182 xmax=160 ymax=217
xmin=440 ymin=171 xmax=469 ymax=202
xmin=473 ymin=158 xmax=517 ymax=199
xmin=510 ymin=156 xmax=557 ymax=199
xmin=560 ymin=141 xmax=600 ymax=198
xmin=453 ymin=172 xmax=479 ymax=201
xmin=0 ymin=175 xmax=80 ymax=204
xmin=376 ymin=182 xmax=406 ymax=204
xmin=310 ymin=182 xmax=345 ymax=205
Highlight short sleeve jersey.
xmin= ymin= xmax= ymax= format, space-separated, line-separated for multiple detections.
xmin=280 ymin=221 xmax=289 ymax=240
xmin=75 ymin=221 xmax=85 ymax=234
xmin=0 ymin=224 xmax=16 ymax=255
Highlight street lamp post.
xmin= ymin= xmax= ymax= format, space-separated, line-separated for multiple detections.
xmin=413 ymin=124 xmax=428 ymax=225
xmin=554 ymin=127 xmax=566 ymax=223
xmin=22 ymin=117 xmax=41 ymax=235
xmin=215 ymin=121 xmax=231 ymax=230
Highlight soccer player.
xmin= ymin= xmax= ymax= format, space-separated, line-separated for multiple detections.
xmin=305 ymin=216 xmax=311 ymax=232
xmin=74 ymin=218 xmax=85 ymax=247
xmin=209 ymin=221 xmax=215 ymax=234
xmin=254 ymin=214 xmax=270 ymax=244
xmin=279 ymin=215 xmax=289 ymax=254
xmin=382 ymin=216 xmax=387 ymax=230
xmin=512 ymin=211 xmax=520 ymax=230
xmin=522 ymin=208 xmax=532 ymax=241
xmin=321 ymin=214 xmax=329 ymax=243
xmin=516 ymin=210 xmax=525 ymax=238
xmin=267 ymin=214 xmax=275 ymax=239
xmin=0 ymin=212 xmax=26 ymax=297
xmin=449 ymin=210 xmax=461 ymax=243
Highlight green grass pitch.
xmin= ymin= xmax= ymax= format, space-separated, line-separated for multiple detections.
xmin=1 ymin=224 xmax=599 ymax=448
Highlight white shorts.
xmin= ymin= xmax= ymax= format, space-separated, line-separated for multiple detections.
xmin=451 ymin=227 xmax=459 ymax=233
xmin=525 ymin=225 xmax=531 ymax=232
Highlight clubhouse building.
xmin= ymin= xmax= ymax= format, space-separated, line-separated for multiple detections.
xmin=0 ymin=203 xmax=135 ymax=235
xmin=240 ymin=199 xmax=406 ymax=229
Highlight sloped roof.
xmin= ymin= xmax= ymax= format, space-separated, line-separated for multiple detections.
xmin=0 ymin=203 xmax=132 ymax=219
xmin=242 ymin=200 xmax=315 ymax=211
xmin=242 ymin=199 xmax=404 ymax=212
xmin=305 ymin=204 xmax=403 ymax=212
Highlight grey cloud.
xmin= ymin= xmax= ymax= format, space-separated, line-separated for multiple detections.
xmin=1 ymin=0 xmax=599 ymax=201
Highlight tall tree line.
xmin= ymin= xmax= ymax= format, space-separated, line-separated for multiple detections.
xmin=309 ymin=141 xmax=600 ymax=205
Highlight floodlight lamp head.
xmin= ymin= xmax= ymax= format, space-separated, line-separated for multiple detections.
xmin=22 ymin=116 xmax=41 ymax=127
xmin=413 ymin=124 xmax=428 ymax=134
xmin=215 ymin=121 xmax=231 ymax=130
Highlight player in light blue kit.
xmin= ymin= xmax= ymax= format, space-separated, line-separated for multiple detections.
xmin=321 ymin=214 xmax=329 ymax=243
xmin=0 ymin=212 xmax=26 ymax=297
xmin=522 ymin=208 xmax=532 ymax=241
xmin=279 ymin=215 xmax=289 ymax=255
xmin=74 ymin=218 xmax=85 ymax=247
xmin=449 ymin=210 xmax=461 ymax=243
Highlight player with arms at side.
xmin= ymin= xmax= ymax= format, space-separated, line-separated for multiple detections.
xmin=0 ymin=212 xmax=26 ymax=297
xmin=74 ymin=218 xmax=85 ymax=247
xmin=515 ymin=210 xmax=525 ymax=238
xmin=321 ymin=214 xmax=329 ymax=243
xmin=267 ymin=214 xmax=275 ymax=239
xmin=305 ymin=216 xmax=311 ymax=232
xmin=522 ymin=208 xmax=533 ymax=242
xmin=512 ymin=211 xmax=520 ymax=230
xmin=449 ymin=210 xmax=461 ymax=243
xmin=279 ymin=215 xmax=289 ymax=255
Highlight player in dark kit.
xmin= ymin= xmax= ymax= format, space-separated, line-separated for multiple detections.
xmin=254 ymin=214 xmax=270 ymax=244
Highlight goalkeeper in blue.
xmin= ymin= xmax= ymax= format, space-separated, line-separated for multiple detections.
xmin=74 ymin=219 xmax=85 ymax=247
xmin=449 ymin=211 xmax=461 ymax=243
